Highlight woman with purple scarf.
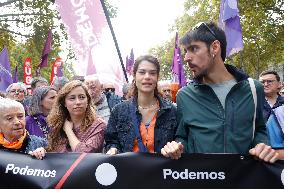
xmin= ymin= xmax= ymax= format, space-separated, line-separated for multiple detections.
xmin=25 ymin=86 xmax=57 ymax=139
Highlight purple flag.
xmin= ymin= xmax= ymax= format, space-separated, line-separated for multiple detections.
xmin=125 ymin=55 xmax=129 ymax=72
xmin=126 ymin=48 xmax=134 ymax=75
xmin=171 ymin=32 xmax=187 ymax=87
xmin=218 ymin=0 xmax=244 ymax=56
xmin=12 ymin=65 xmax=18 ymax=83
xmin=57 ymin=66 xmax=63 ymax=77
xmin=0 ymin=47 xmax=12 ymax=92
xmin=39 ymin=30 xmax=52 ymax=69
xmin=56 ymin=0 xmax=125 ymax=96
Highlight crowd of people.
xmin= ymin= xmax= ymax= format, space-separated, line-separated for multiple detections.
xmin=0 ymin=22 xmax=283 ymax=164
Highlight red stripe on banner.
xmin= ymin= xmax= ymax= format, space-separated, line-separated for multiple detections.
xmin=55 ymin=153 xmax=87 ymax=189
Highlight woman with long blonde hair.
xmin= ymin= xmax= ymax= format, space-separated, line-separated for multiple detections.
xmin=47 ymin=80 xmax=106 ymax=152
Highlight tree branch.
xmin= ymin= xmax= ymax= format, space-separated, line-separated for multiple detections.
xmin=0 ymin=0 xmax=20 ymax=7
xmin=0 ymin=19 xmax=25 ymax=23
xmin=0 ymin=28 xmax=32 ymax=37
xmin=0 ymin=13 xmax=60 ymax=19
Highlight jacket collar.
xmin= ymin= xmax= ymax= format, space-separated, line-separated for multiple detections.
xmin=264 ymin=95 xmax=284 ymax=110
xmin=275 ymin=95 xmax=284 ymax=107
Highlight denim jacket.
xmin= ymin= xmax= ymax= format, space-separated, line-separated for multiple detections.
xmin=105 ymin=96 xmax=177 ymax=153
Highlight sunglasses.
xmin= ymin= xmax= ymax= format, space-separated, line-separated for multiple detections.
xmin=104 ymin=88 xmax=115 ymax=93
xmin=193 ymin=22 xmax=217 ymax=40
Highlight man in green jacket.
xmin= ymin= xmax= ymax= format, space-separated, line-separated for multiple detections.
xmin=161 ymin=22 xmax=279 ymax=163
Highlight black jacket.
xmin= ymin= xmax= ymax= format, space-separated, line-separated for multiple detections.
xmin=263 ymin=95 xmax=284 ymax=122
xmin=105 ymin=96 xmax=177 ymax=153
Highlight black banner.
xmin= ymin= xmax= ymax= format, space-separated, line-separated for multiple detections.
xmin=0 ymin=150 xmax=284 ymax=189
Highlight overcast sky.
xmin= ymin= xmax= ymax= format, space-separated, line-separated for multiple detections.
xmin=109 ymin=0 xmax=185 ymax=59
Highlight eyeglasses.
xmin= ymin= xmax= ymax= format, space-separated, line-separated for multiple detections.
xmin=104 ymin=88 xmax=115 ymax=93
xmin=193 ymin=22 xmax=217 ymax=39
xmin=162 ymin=89 xmax=171 ymax=93
xmin=9 ymin=89 xmax=25 ymax=94
xmin=260 ymin=80 xmax=277 ymax=85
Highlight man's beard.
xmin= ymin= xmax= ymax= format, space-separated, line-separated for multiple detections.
xmin=192 ymin=57 xmax=213 ymax=81
xmin=192 ymin=69 xmax=209 ymax=81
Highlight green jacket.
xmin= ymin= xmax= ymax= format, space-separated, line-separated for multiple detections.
xmin=176 ymin=64 xmax=267 ymax=154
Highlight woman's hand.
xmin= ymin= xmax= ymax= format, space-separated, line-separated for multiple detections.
xmin=63 ymin=120 xmax=81 ymax=151
xmin=106 ymin=147 xmax=118 ymax=155
xmin=28 ymin=147 xmax=46 ymax=160
xmin=63 ymin=120 xmax=73 ymax=132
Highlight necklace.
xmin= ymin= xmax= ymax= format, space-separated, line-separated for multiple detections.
xmin=138 ymin=100 xmax=157 ymax=110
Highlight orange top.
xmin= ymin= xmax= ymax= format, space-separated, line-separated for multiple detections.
xmin=133 ymin=113 xmax=157 ymax=153
xmin=0 ymin=130 xmax=27 ymax=149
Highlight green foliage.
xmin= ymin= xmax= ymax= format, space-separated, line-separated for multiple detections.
xmin=0 ymin=0 xmax=75 ymax=83
xmin=150 ymin=0 xmax=284 ymax=79
xmin=105 ymin=0 xmax=118 ymax=18
xmin=0 ymin=0 xmax=117 ymax=83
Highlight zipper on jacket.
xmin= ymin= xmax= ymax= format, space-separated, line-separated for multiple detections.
xmin=223 ymin=81 xmax=243 ymax=152
xmin=203 ymin=84 xmax=226 ymax=152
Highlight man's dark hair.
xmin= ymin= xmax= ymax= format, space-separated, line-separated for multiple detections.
xmin=31 ymin=77 xmax=48 ymax=89
xmin=259 ymin=70 xmax=280 ymax=81
xmin=180 ymin=21 xmax=227 ymax=61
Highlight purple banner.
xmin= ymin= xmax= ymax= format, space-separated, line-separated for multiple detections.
xmin=218 ymin=0 xmax=244 ymax=56
xmin=0 ymin=47 xmax=12 ymax=92
xmin=56 ymin=0 xmax=124 ymax=95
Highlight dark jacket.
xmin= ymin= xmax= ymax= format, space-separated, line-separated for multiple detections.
xmin=263 ymin=95 xmax=284 ymax=122
xmin=175 ymin=64 xmax=268 ymax=154
xmin=105 ymin=92 xmax=122 ymax=110
xmin=0 ymin=134 xmax=47 ymax=154
xmin=105 ymin=96 xmax=177 ymax=153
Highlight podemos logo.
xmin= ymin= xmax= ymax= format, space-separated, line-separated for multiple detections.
xmin=5 ymin=163 xmax=56 ymax=178
xmin=95 ymin=163 xmax=117 ymax=186
xmin=163 ymin=169 xmax=225 ymax=180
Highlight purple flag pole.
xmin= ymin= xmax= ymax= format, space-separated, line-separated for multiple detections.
xmin=0 ymin=47 xmax=13 ymax=92
xmin=171 ymin=33 xmax=179 ymax=78
xmin=177 ymin=48 xmax=187 ymax=87
xmin=126 ymin=48 xmax=134 ymax=75
xmin=12 ymin=65 xmax=18 ymax=83
xmin=100 ymin=0 xmax=129 ymax=83
xmin=171 ymin=32 xmax=187 ymax=87
xmin=125 ymin=55 xmax=129 ymax=73
xmin=218 ymin=0 xmax=244 ymax=57
xmin=37 ymin=30 xmax=53 ymax=76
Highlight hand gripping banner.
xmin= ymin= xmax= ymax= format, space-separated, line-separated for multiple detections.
xmin=0 ymin=151 xmax=284 ymax=189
